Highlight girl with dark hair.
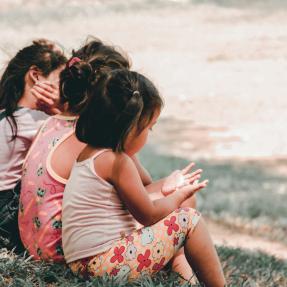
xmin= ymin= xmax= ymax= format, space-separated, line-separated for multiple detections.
xmin=62 ymin=69 xmax=225 ymax=286
xmin=18 ymin=38 xmax=131 ymax=262
xmin=0 ymin=39 xmax=66 ymax=252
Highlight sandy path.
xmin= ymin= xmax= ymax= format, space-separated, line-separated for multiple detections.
xmin=206 ymin=219 xmax=287 ymax=260
xmin=1 ymin=1 xmax=287 ymax=161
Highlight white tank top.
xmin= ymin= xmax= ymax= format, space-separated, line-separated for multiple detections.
xmin=0 ymin=108 xmax=48 ymax=191
xmin=62 ymin=149 xmax=137 ymax=263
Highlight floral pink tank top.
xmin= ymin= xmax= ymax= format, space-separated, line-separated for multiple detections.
xmin=19 ymin=115 xmax=77 ymax=262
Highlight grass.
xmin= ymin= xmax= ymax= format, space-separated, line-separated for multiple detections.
xmin=0 ymin=150 xmax=286 ymax=286
xmin=0 ymin=246 xmax=286 ymax=286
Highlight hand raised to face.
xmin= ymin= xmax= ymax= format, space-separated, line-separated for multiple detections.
xmin=31 ymin=81 xmax=61 ymax=115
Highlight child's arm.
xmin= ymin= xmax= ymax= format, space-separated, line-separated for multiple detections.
xmin=130 ymin=155 xmax=152 ymax=186
xmin=130 ymin=157 xmax=202 ymax=195
xmin=110 ymin=153 xmax=207 ymax=226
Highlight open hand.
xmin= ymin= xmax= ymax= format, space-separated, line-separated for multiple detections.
xmin=161 ymin=162 xmax=203 ymax=196
xmin=177 ymin=178 xmax=209 ymax=199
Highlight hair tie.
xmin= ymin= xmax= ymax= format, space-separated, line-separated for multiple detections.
xmin=68 ymin=57 xmax=81 ymax=68
xmin=133 ymin=90 xmax=140 ymax=97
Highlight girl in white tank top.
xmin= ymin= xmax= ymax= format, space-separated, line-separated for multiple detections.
xmin=62 ymin=69 xmax=225 ymax=286
xmin=0 ymin=40 xmax=66 ymax=253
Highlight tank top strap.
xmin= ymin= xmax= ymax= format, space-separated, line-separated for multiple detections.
xmin=87 ymin=149 xmax=113 ymax=187
xmin=91 ymin=149 xmax=111 ymax=160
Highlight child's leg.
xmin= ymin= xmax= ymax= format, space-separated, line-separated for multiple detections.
xmin=149 ymin=190 xmax=197 ymax=282
xmin=169 ymin=195 xmax=196 ymax=282
xmin=185 ymin=218 xmax=226 ymax=286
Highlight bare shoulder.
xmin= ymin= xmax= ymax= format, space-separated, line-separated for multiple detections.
xmin=113 ymin=152 xmax=135 ymax=172
xmin=93 ymin=150 xmax=131 ymax=183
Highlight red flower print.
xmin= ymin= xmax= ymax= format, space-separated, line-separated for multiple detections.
xmin=137 ymin=249 xmax=152 ymax=272
xmin=152 ymin=257 xmax=165 ymax=272
xmin=110 ymin=267 xmax=120 ymax=276
xmin=164 ymin=216 xmax=179 ymax=235
xmin=78 ymin=258 xmax=91 ymax=280
xmin=80 ymin=257 xmax=89 ymax=266
xmin=110 ymin=246 xmax=125 ymax=263
xmin=173 ymin=236 xmax=179 ymax=246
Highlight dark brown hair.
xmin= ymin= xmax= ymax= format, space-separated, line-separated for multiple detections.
xmin=76 ymin=69 xmax=163 ymax=152
xmin=0 ymin=39 xmax=67 ymax=140
xmin=59 ymin=38 xmax=130 ymax=114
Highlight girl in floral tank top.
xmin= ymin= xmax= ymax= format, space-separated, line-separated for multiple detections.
xmin=19 ymin=115 xmax=77 ymax=261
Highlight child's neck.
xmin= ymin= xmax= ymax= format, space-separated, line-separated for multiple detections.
xmin=60 ymin=111 xmax=77 ymax=117
xmin=18 ymin=86 xmax=37 ymax=109
xmin=60 ymin=103 xmax=78 ymax=117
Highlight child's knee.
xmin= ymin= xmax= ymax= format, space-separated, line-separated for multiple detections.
xmin=174 ymin=207 xmax=201 ymax=232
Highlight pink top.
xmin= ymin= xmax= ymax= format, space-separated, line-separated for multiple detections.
xmin=62 ymin=150 xmax=137 ymax=263
xmin=19 ymin=114 xmax=77 ymax=262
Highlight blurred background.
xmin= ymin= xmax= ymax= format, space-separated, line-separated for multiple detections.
xmin=1 ymin=0 xmax=286 ymax=265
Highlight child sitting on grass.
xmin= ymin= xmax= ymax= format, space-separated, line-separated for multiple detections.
xmin=0 ymin=40 xmax=66 ymax=253
xmin=62 ymin=68 xmax=226 ymax=286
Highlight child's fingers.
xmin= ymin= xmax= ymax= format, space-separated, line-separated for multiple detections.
xmin=31 ymin=89 xmax=54 ymax=106
xmin=184 ymin=174 xmax=201 ymax=185
xmin=36 ymin=81 xmax=58 ymax=90
xmin=183 ymin=169 xmax=202 ymax=180
xmin=190 ymin=180 xmax=208 ymax=193
xmin=180 ymin=179 xmax=208 ymax=197
xmin=35 ymin=81 xmax=54 ymax=92
xmin=32 ymin=89 xmax=54 ymax=106
xmin=181 ymin=162 xmax=195 ymax=175
xmin=33 ymin=85 xmax=58 ymax=101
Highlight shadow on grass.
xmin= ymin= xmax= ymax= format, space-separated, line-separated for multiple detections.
xmin=139 ymin=145 xmax=287 ymax=243
xmin=0 ymin=145 xmax=286 ymax=286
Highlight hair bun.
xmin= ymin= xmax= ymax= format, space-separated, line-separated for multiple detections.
xmin=69 ymin=60 xmax=93 ymax=84
xmin=60 ymin=60 xmax=94 ymax=114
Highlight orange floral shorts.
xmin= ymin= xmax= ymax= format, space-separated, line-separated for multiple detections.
xmin=69 ymin=207 xmax=201 ymax=283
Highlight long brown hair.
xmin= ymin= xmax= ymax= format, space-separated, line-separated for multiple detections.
xmin=0 ymin=39 xmax=67 ymax=140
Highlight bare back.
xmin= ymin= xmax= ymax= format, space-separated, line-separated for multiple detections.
xmin=50 ymin=133 xmax=86 ymax=180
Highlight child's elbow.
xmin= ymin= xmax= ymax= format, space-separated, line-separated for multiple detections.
xmin=135 ymin=213 xmax=155 ymax=227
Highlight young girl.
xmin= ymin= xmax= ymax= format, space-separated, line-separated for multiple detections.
xmin=62 ymin=69 xmax=226 ymax=286
xmin=0 ymin=39 xmax=66 ymax=252
xmin=18 ymin=39 xmax=131 ymax=262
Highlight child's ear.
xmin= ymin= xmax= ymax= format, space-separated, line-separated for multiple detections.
xmin=28 ymin=66 xmax=41 ymax=84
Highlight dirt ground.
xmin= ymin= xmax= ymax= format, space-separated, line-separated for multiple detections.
xmin=206 ymin=218 xmax=287 ymax=260
xmin=1 ymin=1 xmax=287 ymax=162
